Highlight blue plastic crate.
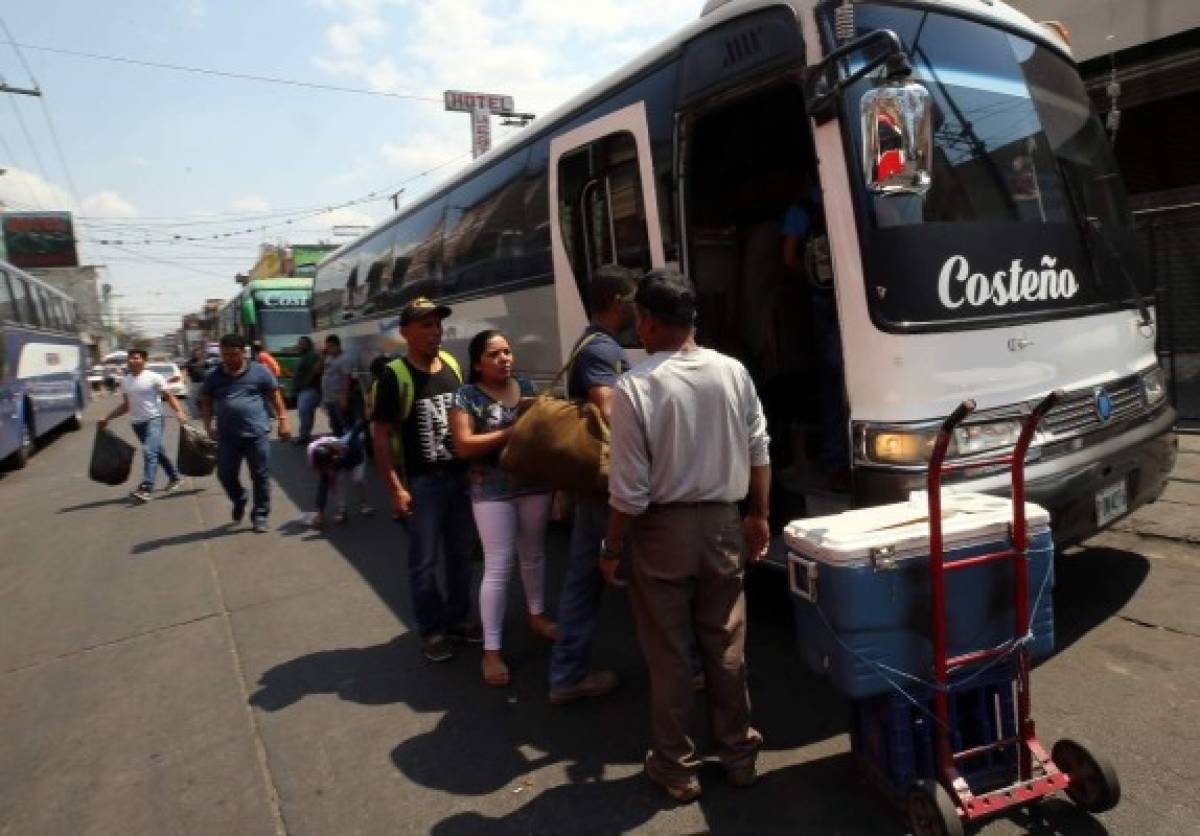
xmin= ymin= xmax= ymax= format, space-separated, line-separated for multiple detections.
xmin=850 ymin=664 xmax=1019 ymax=804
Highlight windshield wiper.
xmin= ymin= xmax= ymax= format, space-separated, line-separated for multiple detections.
xmin=1054 ymin=158 xmax=1152 ymax=327
xmin=1085 ymin=215 xmax=1153 ymax=328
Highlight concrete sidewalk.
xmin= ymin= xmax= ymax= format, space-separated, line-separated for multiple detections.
xmin=1112 ymin=433 xmax=1200 ymax=542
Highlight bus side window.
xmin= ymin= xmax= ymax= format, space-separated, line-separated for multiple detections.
xmin=314 ymin=256 xmax=350 ymax=328
xmin=0 ymin=269 xmax=15 ymax=322
xmin=557 ymin=131 xmax=652 ymax=317
xmin=523 ymin=140 xmax=553 ymax=280
xmin=390 ymin=198 xmax=447 ymax=306
xmin=10 ymin=275 xmax=34 ymax=326
xmin=443 ymin=148 xmax=530 ymax=296
xmin=33 ymin=288 xmax=52 ymax=329
xmin=48 ymin=297 xmax=65 ymax=331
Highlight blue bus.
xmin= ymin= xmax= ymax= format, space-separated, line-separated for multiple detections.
xmin=0 ymin=260 xmax=86 ymax=468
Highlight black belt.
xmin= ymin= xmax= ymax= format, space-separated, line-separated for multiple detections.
xmin=648 ymin=500 xmax=735 ymax=510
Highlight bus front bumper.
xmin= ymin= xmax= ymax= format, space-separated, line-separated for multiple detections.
xmin=856 ymin=406 xmax=1178 ymax=548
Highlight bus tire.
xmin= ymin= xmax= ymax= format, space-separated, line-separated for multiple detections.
xmin=65 ymin=391 xmax=84 ymax=431
xmin=9 ymin=411 xmax=36 ymax=469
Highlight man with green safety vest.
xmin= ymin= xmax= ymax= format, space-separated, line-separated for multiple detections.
xmin=371 ymin=297 xmax=481 ymax=662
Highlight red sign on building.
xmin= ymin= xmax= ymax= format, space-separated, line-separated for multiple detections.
xmin=1 ymin=212 xmax=80 ymax=268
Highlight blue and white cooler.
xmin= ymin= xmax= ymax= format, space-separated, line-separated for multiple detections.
xmin=785 ymin=492 xmax=1055 ymax=699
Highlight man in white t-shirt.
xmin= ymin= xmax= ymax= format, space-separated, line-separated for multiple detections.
xmin=100 ymin=348 xmax=189 ymax=503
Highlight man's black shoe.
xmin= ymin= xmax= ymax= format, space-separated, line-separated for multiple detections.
xmin=232 ymin=498 xmax=247 ymax=523
xmin=447 ymin=622 xmax=483 ymax=644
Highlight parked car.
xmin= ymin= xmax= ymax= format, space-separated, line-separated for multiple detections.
xmin=87 ymin=365 xmax=105 ymax=391
xmin=147 ymin=362 xmax=187 ymax=398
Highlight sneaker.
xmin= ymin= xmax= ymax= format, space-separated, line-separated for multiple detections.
xmin=725 ymin=763 xmax=758 ymax=788
xmin=549 ymin=669 xmax=618 ymax=706
xmin=165 ymin=479 xmax=183 ymax=493
xmin=310 ymin=512 xmax=325 ymax=530
xmin=447 ymin=621 xmax=483 ymax=644
xmin=130 ymin=488 xmax=153 ymax=504
xmin=359 ymin=503 xmax=375 ymax=518
xmin=333 ymin=507 xmax=349 ymax=525
xmin=645 ymin=766 xmax=702 ymax=803
xmin=232 ymin=498 xmax=247 ymax=523
xmin=252 ymin=518 xmax=268 ymax=534
xmin=422 ymin=634 xmax=454 ymax=663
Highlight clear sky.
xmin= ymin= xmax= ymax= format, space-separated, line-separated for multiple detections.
xmin=0 ymin=0 xmax=700 ymax=336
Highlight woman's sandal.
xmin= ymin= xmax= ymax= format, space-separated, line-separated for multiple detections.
xmin=529 ymin=614 xmax=558 ymax=642
xmin=481 ymin=651 xmax=511 ymax=687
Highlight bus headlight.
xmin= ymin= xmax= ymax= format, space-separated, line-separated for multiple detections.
xmin=866 ymin=428 xmax=936 ymax=465
xmin=952 ymin=421 xmax=1023 ymax=457
xmin=1142 ymin=366 xmax=1167 ymax=406
xmin=863 ymin=420 xmax=1023 ymax=466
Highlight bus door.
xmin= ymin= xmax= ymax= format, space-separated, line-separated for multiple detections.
xmin=548 ymin=101 xmax=666 ymax=362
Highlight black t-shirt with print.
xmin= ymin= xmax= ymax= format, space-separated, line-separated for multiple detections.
xmin=372 ymin=358 xmax=463 ymax=479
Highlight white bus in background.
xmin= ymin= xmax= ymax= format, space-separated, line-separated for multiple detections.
xmin=0 ymin=261 xmax=85 ymax=468
xmin=314 ymin=0 xmax=1176 ymax=549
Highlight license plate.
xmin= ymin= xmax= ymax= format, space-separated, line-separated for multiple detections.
xmin=1095 ymin=480 xmax=1129 ymax=527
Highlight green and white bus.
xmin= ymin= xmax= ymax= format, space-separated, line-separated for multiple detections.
xmin=217 ymin=276 xmax=313 ymax=400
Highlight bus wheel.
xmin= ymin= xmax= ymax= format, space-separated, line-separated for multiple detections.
xmin=10 ymin=415 xmax=35 ymax=469
xmin=66 ymin=396 xmax=83 ymax=431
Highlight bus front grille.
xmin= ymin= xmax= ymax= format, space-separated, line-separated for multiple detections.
xmin=1041 ymin=375 xmax=1147 ymax=440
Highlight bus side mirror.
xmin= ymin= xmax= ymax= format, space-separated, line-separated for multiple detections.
xmin=861 ymin=80 xmax=933 ymax=196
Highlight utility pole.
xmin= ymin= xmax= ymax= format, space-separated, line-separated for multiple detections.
xmin=391 ymin=188 xmax=406 ymax=211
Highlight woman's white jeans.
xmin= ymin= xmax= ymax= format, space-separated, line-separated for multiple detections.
xmin=473 ymin=493 xmax=552 ymax=651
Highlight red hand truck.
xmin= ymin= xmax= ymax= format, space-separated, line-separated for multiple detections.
xmin=907 ymin=390 xmax=1121 ymax=836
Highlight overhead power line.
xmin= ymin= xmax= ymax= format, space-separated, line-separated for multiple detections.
xmin=4 ymin=93 xmax=52 ymax=203
xmin=3 ymin=40 xmax=443 ymax=102
xmin=75 ymin=152 xmax=470 ymax=226
xmin=0 ymin=16 xmax=83 ymax=207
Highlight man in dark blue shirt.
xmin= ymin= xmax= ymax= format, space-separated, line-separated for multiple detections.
xmin=201 ymin=333 xmax=291 ymax=532
xmin=548 ymin=265 xmax=635 ymax=705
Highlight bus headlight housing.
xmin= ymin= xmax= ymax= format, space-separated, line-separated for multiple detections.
xmin=863 ymin=420 xmax=1023 ymax=466
xmin=1142 ymin=366 xmax=1167 ymax=407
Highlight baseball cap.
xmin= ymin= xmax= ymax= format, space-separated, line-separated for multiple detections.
xmin=399 ymin=297 xmax=452 ymax=325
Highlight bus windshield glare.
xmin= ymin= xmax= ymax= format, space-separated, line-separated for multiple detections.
xmin=841 ymin=5 xmax=1150 ymax=330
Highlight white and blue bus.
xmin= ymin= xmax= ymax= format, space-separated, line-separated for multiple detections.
xmin=314 ymin=0 xmax=1175 ymax=549
xmin=0 ymin=260 xmax=86 ymax=468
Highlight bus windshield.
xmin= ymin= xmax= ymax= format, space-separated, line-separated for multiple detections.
xmin=841 ymin=5 xmax=1149 ymax=330
xmin=257 ymin=306 xmax=310 ymax=352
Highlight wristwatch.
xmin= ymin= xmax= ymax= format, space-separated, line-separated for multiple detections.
xmin=599 ymin=538 xmax=622 ymax=560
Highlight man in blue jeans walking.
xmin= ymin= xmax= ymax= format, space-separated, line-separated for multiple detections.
xmin=548 ymin=266 xmax=637 ymax=705
xmin=201 ymin=333 xmax=291 ymax=533
xmin=99 ymin=347 xmax=188 ymax=503
xmin=371 ymin=297 xmax=480 ymax=662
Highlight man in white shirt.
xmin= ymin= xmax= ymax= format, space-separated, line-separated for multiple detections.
xmin=99 ymin=348 xmax=188 ymax=503
xmin=602 ymin=269 xmax=771 ymax=803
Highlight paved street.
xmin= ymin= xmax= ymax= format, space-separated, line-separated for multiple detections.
xmin=1 ymin=398 xmax=1197 ymax=836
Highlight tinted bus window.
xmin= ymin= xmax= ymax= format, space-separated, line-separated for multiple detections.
xmin=46 ymin=296 xmax=64 ymax=330
xmin=314 ymin=254 xmax=351 ymax=329
xmin=33 ymin=288 xmax=52 ymax=328
xmin=0 ymin=269 xmax=14 ymax=321
xmin=523 ymin=139 xmax=553 ymax=280
xmin=390 ymin=199 xmax=447 ymax=306
xmin=10 ymin=275 xmax=35 ymax=325
xmin=444 ymin=149 xmax=530 ymax=297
